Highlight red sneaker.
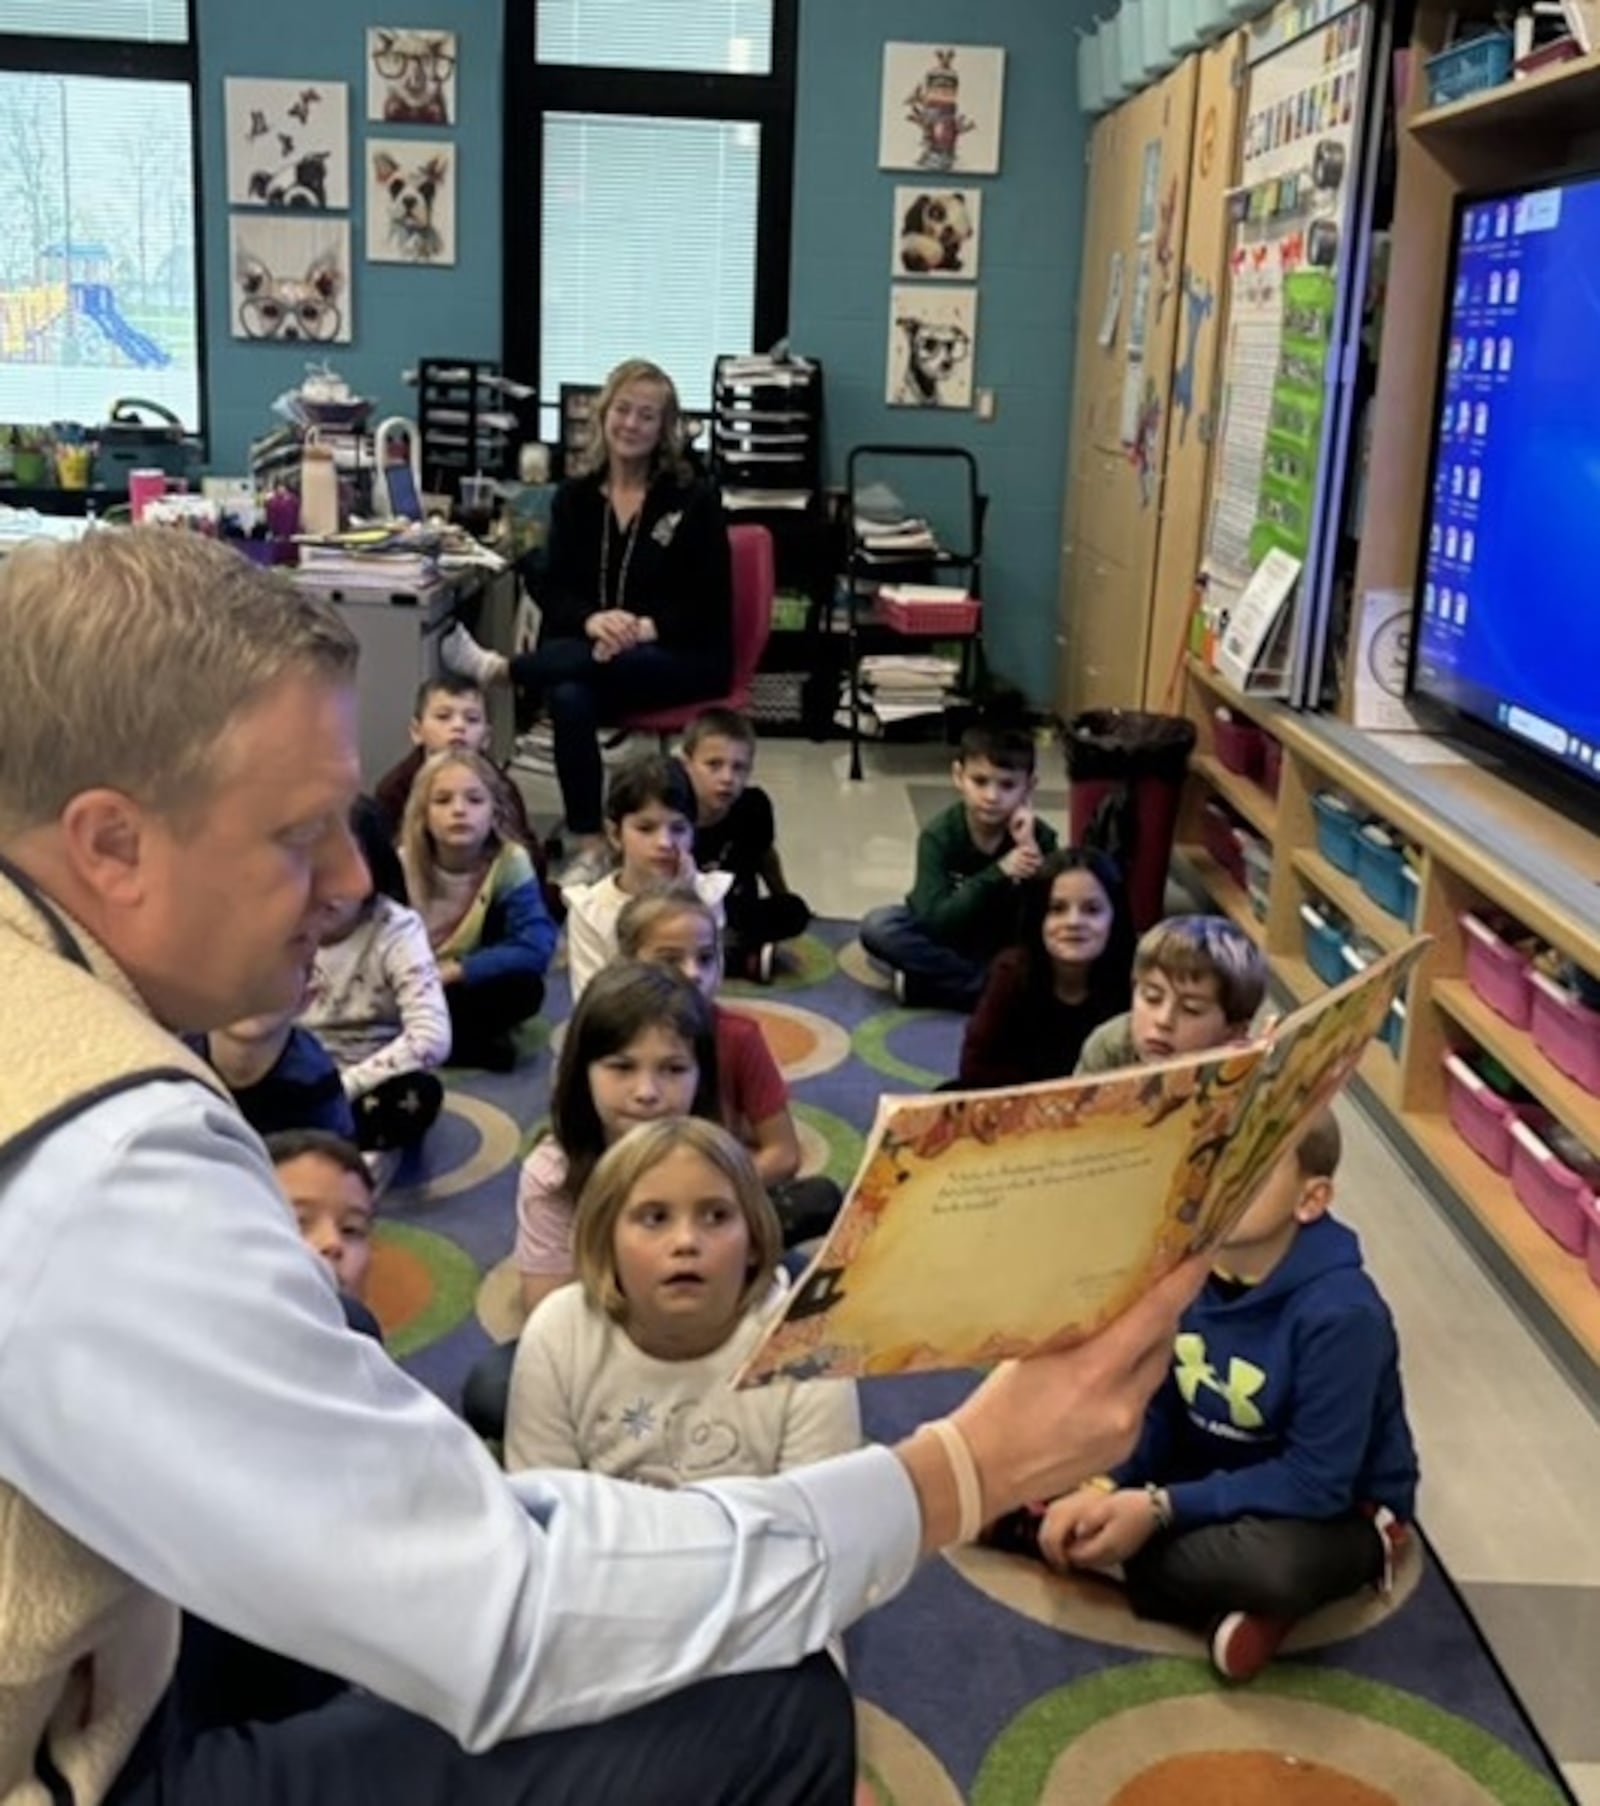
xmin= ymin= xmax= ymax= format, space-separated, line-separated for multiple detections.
xmin=1210 ymin=1610 xmax=1292 ymax=1682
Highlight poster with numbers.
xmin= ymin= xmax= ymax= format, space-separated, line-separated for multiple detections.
xmin=1201 ymin=0 xmax=1381 ymax=695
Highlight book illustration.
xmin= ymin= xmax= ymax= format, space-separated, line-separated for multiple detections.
xmin=737 ymin=938 xmax=1428 ymax=1386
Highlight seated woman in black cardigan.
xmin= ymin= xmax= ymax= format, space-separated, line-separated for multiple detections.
xmin=443 ymin=358 xmax=731 ymax=889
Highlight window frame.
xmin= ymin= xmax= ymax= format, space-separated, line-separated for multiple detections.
xmin=502 ymin=0 xmax=798 ymax=410
xmin=0 ymin=0 xmax=207 ymax=442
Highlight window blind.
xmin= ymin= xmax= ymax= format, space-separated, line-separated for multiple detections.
xmin=1 ymin=0 xmax=188 ymax=44
xmin=0 ymin=72 xmax=200 ymax=429
xmin=540 ymin=111 xmax=759 ymax=412
xmin=535 ymin=0 xmax=772 ymax=75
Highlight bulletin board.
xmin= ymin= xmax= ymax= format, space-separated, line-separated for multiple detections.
xmin=1200 ymin=0 xmax=1380 ymax=692
xmin=1057 ymin=58 xmax=1199 ymax=717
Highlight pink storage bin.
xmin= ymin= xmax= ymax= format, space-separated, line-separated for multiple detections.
xmin=1213 ymin=710 xmax=1265 ymax=779
xmin=1583 ymin=1191 xmax=1600 ymax=1291
xmin=1261 ymin=736 xmax=1284 ymax=796
xmin=1443 ymin=1054 xmax=1523 ymax=1173
xmin=1201 ymin=800 xmax=1247 ymax=885
xmin=1529 ymin=970 xmax=1600 ymax=1096
xmin=1461 ymin=912 xmax=1534 ymax=1028
xmin=1508 ymin=1117 xmax=1591 ymax=1255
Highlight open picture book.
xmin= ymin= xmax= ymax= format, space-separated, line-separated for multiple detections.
xmin=737 ymin=936 xmax=1429 ymax=1386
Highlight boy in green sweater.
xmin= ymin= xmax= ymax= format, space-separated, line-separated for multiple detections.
xmin=860 ymin=725 xmax=1058 ymax=1010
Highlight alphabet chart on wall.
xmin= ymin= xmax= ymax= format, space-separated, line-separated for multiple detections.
xmin=1202 ymin=0 xmax=1379 ymax=691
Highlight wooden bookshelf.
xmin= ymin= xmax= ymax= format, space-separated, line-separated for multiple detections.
xmin=1409 ymin=50 xmax=1600 ymax=146
xmin=1191 ymin=752 xmax=1279 ymax=837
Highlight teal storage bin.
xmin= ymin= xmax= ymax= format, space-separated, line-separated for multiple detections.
xmin=1300 ymin=903 xmax=1346 ymax=988
xmin=1078 ymin=28 xmax=1108 ymax=114
xmin=1168 ymin=0 xmax=1206 ymax=54
xmin=1354 ymin=825 xmax=1414 ymax=923
xmin=1142 ymin=0 xmax=1179 ymax=75
xmin=1118 ymin=0 xmax=1146 ymax=92
xmin=1311 ymin=792 xmax=1363 ymax=875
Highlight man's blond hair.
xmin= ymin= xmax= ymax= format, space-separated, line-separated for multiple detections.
xmin=0 ymin=528 xmax=357 ymax=839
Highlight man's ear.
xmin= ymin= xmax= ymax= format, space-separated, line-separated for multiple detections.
xmin=57 ymin=789 xmax=150 ymax=907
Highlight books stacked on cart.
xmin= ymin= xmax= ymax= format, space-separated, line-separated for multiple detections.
xmin=843 ymin=652 xmax=964 ymax=734
xmin=295 ymin=524 xmax=444 ymax=593
xmin=874 ymin=582 xmax=981 ymax=635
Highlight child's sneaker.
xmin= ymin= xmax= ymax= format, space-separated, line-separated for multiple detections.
xmin=891 ymin=968 xmax=910 ymax=1006
xmin=1372 ymin=1505 xmax=1409 ymax=1597
xmin=750 ymin=942 xmax=776 ymax=984
xmin=440 ymin=622 xmax=508 ymax=687
xmin=1210 ymin=1610 xmax=1291 ymax=1682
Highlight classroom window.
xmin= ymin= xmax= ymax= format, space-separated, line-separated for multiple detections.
xmin=0 ymin=7 xmax=201 ymax=432
xmin=506 ymin=0 xmax=795 ymax=427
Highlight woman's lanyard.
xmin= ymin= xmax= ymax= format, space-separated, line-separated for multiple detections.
xmin=0 ymin=849 xmax=92 ymax=972
xmin=598 ymin=490 xmax=645 ymax=610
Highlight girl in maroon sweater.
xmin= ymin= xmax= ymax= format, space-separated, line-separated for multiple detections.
xmin=957 ymin=846 xmax=1133 ymax=1089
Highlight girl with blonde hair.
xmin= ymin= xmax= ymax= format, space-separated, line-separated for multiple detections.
xmin=440 ymin=357 xmax=733 ymax=891
xmin=399 ymin=748 xmax=555 ymax=1069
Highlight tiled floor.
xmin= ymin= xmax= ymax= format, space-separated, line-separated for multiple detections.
xmin=517 ymin=732 xmax=1600 ymax=1802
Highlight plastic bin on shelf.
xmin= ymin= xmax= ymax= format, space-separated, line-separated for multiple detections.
xmin=1444 ymin=1053 xmax=1525 ymax=1174
xmin=1261 ymin=736 xmax=1283 ymax=797
xmin=1400 ymin=863 xmax=1420 ymax=928
xmin=1311 ymin=792 xmax=1363 ymax=874
xmin=1201 ymin=800 xmax=1246 ymax=885
xmin=874 ymin=592 xmax=981 ymax=635
xmin=1582 ymin=1191 xmax=1600 ymax=1291
xmin=1387 ymin=994 xmax=1408 ymax=1058
xmin=1240 ymin=834 xmax=1272 ymax=920
xmin=1355 ymin=826 xmax=1412 ymax=922
xmin=1461 ymin=912 xmax=1534 ymax=1027
xmin=1300 ymin=903 xmax=1345 ymax=987
xmin=1530 ymin=969 xmax=1600 ymax=1096
xmin=1213 ymin=709 xmax=1265 ymax=779
xmin=1424 ymin=31 xmax=1514 ymax=106
xmin=1508 ymin=1117 xmax=1592 ymax=1255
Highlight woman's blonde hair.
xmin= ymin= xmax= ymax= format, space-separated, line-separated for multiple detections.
xmin=615 ymin=882 xmax=721 ymax=961
xmin=398 ymin=747 xmax=519 ymax=899
xmin=572 ymin=1117 xmax=782 ymax=1325
xmin=571 ymin=357 xmax=693 ymax=484
xmin=0 ymin=528 xmax=355 ymax=840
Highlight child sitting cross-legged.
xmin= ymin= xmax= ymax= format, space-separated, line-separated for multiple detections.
xmin=679 ymin=706 xmax=811 ymax=984
xmin=299 ymin=797 xmax=451 ymax=1153
xmin=400 ymin=747 xmax=557 ymax=1071
xmin=1075 ymin=913 xmax=1268 ymax=1074
xmin=191 ymin=982 xmax=356 ymax=1143
xmin=1027 ymin=1111 xmax=1418 ymax=1683
xmin=372 ymin=674 xmax=538 ymax=854
xmin=617 ymin=884 xmax=844 ymax=1248
xmin=860 ymin=724 xmax=1059 ymax=1011
xmin=563 ymin=752 xmax=731 ymax=1003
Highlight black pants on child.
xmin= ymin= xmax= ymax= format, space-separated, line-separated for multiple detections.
xmin=725 ymin=889 xmax=812 ymax=964
xmin=353 ymin=1072 xmax=444 ymax=1153
xmin=101 ymin=1649 xmax=854 ymax=1806
xmin=1123 ymin=1513 xmax=1387 ymax=1629
xmin=447 ymin=972 xmax=546 ymax=1071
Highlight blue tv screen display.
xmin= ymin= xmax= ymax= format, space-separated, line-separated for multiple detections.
xmin=1411 ymin=171 xmax=1600 ymax=780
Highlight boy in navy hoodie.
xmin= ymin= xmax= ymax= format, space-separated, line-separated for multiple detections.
xmin=1034 ymin=1110 xmax=1417 ymax=1681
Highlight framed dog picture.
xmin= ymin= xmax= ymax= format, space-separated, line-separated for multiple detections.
xmin=365 ymin=139 xmax=456 ymax=266
xmin=886 ymin=286 xmax=977 ymax=410
xmin=879 ymin=44 xmax=1005 ymax=176
xmin=366 ymin=28 xmax=458 ymax=125
xmin=225 ymin=78 xmax=350 ymax=211
xmin=230 ymin=216 xmax=352 ymax=344
xmin=892 ymin=186 xmax=981 ymax=280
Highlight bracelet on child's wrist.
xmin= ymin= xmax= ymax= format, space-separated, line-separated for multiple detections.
xmin=923 ymin=1418 xmax=985 ymax=1545
xmin=1144 ymin=1483 xmax=1173 ymax=1533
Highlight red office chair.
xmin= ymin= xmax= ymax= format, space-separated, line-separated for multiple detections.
xmin=619 ymin=523 xmax=775 ymax=740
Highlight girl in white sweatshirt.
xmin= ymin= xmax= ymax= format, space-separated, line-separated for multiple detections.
xmin=300 ymin=798 xmax=452 ymax=1150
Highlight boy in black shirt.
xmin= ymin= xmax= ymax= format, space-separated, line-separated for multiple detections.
xmin=681 ymin=707 xmax=810 ymax=983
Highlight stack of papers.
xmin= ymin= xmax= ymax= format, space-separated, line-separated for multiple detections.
xmin=849 ymin=652 xmax=963 ymax=727
xmin=296 ymin=523 xmax=443 ymax=591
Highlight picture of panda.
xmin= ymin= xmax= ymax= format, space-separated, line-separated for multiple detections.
xmin=893 ymin=187 xmax=981 ymax=280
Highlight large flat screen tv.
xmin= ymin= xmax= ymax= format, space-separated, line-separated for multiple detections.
xmin=1408 ymin=168 xmax=1600 ymax=790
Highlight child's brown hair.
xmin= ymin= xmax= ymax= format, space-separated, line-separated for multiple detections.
xmin=1133 ymin=914 xmax=1268 ymax=1026
xmin=571 ymin=1117 xmax=782 ymax=1324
